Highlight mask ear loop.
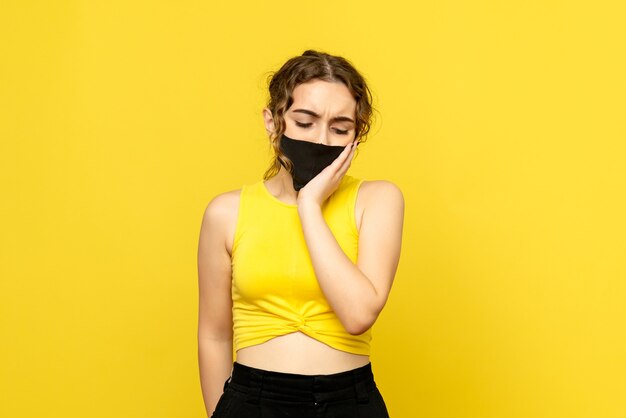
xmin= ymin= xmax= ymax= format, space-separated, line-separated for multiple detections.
xmin=276 ymin=134 xmax=294 ymax=175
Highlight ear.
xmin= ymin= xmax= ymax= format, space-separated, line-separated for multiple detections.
xmin=262 ymin=107 xmax=276 ymax=137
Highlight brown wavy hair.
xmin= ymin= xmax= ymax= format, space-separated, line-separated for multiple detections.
xmin=262 ymin=50 xmax=375 ymax=180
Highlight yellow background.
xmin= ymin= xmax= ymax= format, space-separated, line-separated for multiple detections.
xmin=1 ymin=1 xmax=625 ymax=417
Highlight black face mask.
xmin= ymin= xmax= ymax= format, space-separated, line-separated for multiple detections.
xmin=279 ymin=133 xmax=347 ymax=191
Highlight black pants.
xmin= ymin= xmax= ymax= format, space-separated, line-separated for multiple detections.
xmin=210 ymin=361 xmax=390 ymax=417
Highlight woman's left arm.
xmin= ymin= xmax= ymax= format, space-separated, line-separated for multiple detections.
xmin=298 ymin=180 xmax=404 ymax=335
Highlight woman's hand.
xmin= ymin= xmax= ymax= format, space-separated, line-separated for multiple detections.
xmin=296 ymin=140 xmax=357 ymax=208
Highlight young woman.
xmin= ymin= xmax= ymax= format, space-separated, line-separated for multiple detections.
xmin=197 ymin=50 xmax=404 ymax=417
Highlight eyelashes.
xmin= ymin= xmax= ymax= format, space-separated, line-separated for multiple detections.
xmin=295 ymin=121 xmax=349 ymax=135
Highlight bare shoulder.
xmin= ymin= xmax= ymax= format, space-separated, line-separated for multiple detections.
xmin=359 ymin=179 xmax=403 ymax=201
xmin=204 ymin=188 xmax=242 ymax=217
xmin=201 ymin=188 xmax=242 ymax=256
xmin=355 ymin=179 xmax=404 ymax=232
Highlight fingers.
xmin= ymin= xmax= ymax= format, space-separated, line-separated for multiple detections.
xmin=326 ymin=141 xmax=356 ymax=179
xmin=334 ymin=141 xmax=356 ymax=176
xmin=343 ymin=141 xmax=357 ymax=167
xmin=339 ymin=141 xmax=353 ymax=160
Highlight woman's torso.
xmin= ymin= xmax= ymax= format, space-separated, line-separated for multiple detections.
xmin=222 ymin=176 xmax=371 ymax=375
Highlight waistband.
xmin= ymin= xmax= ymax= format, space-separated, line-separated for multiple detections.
xmin=226 ymin=361 xmax=376 ymax=404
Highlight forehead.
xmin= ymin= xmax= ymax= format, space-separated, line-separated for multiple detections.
xmin=290 ymin=79 xmax=356 ymax=115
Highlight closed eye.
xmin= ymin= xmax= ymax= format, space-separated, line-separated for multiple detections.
xmin=295 ymin=121 xmax=349 ymax=135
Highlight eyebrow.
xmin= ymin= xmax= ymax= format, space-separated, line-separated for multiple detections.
xmin=291 ymin=108 xmax=355 ymax=124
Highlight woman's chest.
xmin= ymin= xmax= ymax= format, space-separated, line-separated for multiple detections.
xmin=231 ymin=214 xmax=358 ymax=302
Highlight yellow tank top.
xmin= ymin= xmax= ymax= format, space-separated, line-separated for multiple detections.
xmin=231 ymin=174 xmax=371 ymax=356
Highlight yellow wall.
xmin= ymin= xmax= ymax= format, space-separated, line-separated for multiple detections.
xmin=1 ymin=1 xmax=624 ymax=417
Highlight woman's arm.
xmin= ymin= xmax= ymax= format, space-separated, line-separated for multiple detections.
xmin=197 ymin=193 xmax=236 ymax=417
xmin=297 ymin=180 xmax=405 ymax=335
